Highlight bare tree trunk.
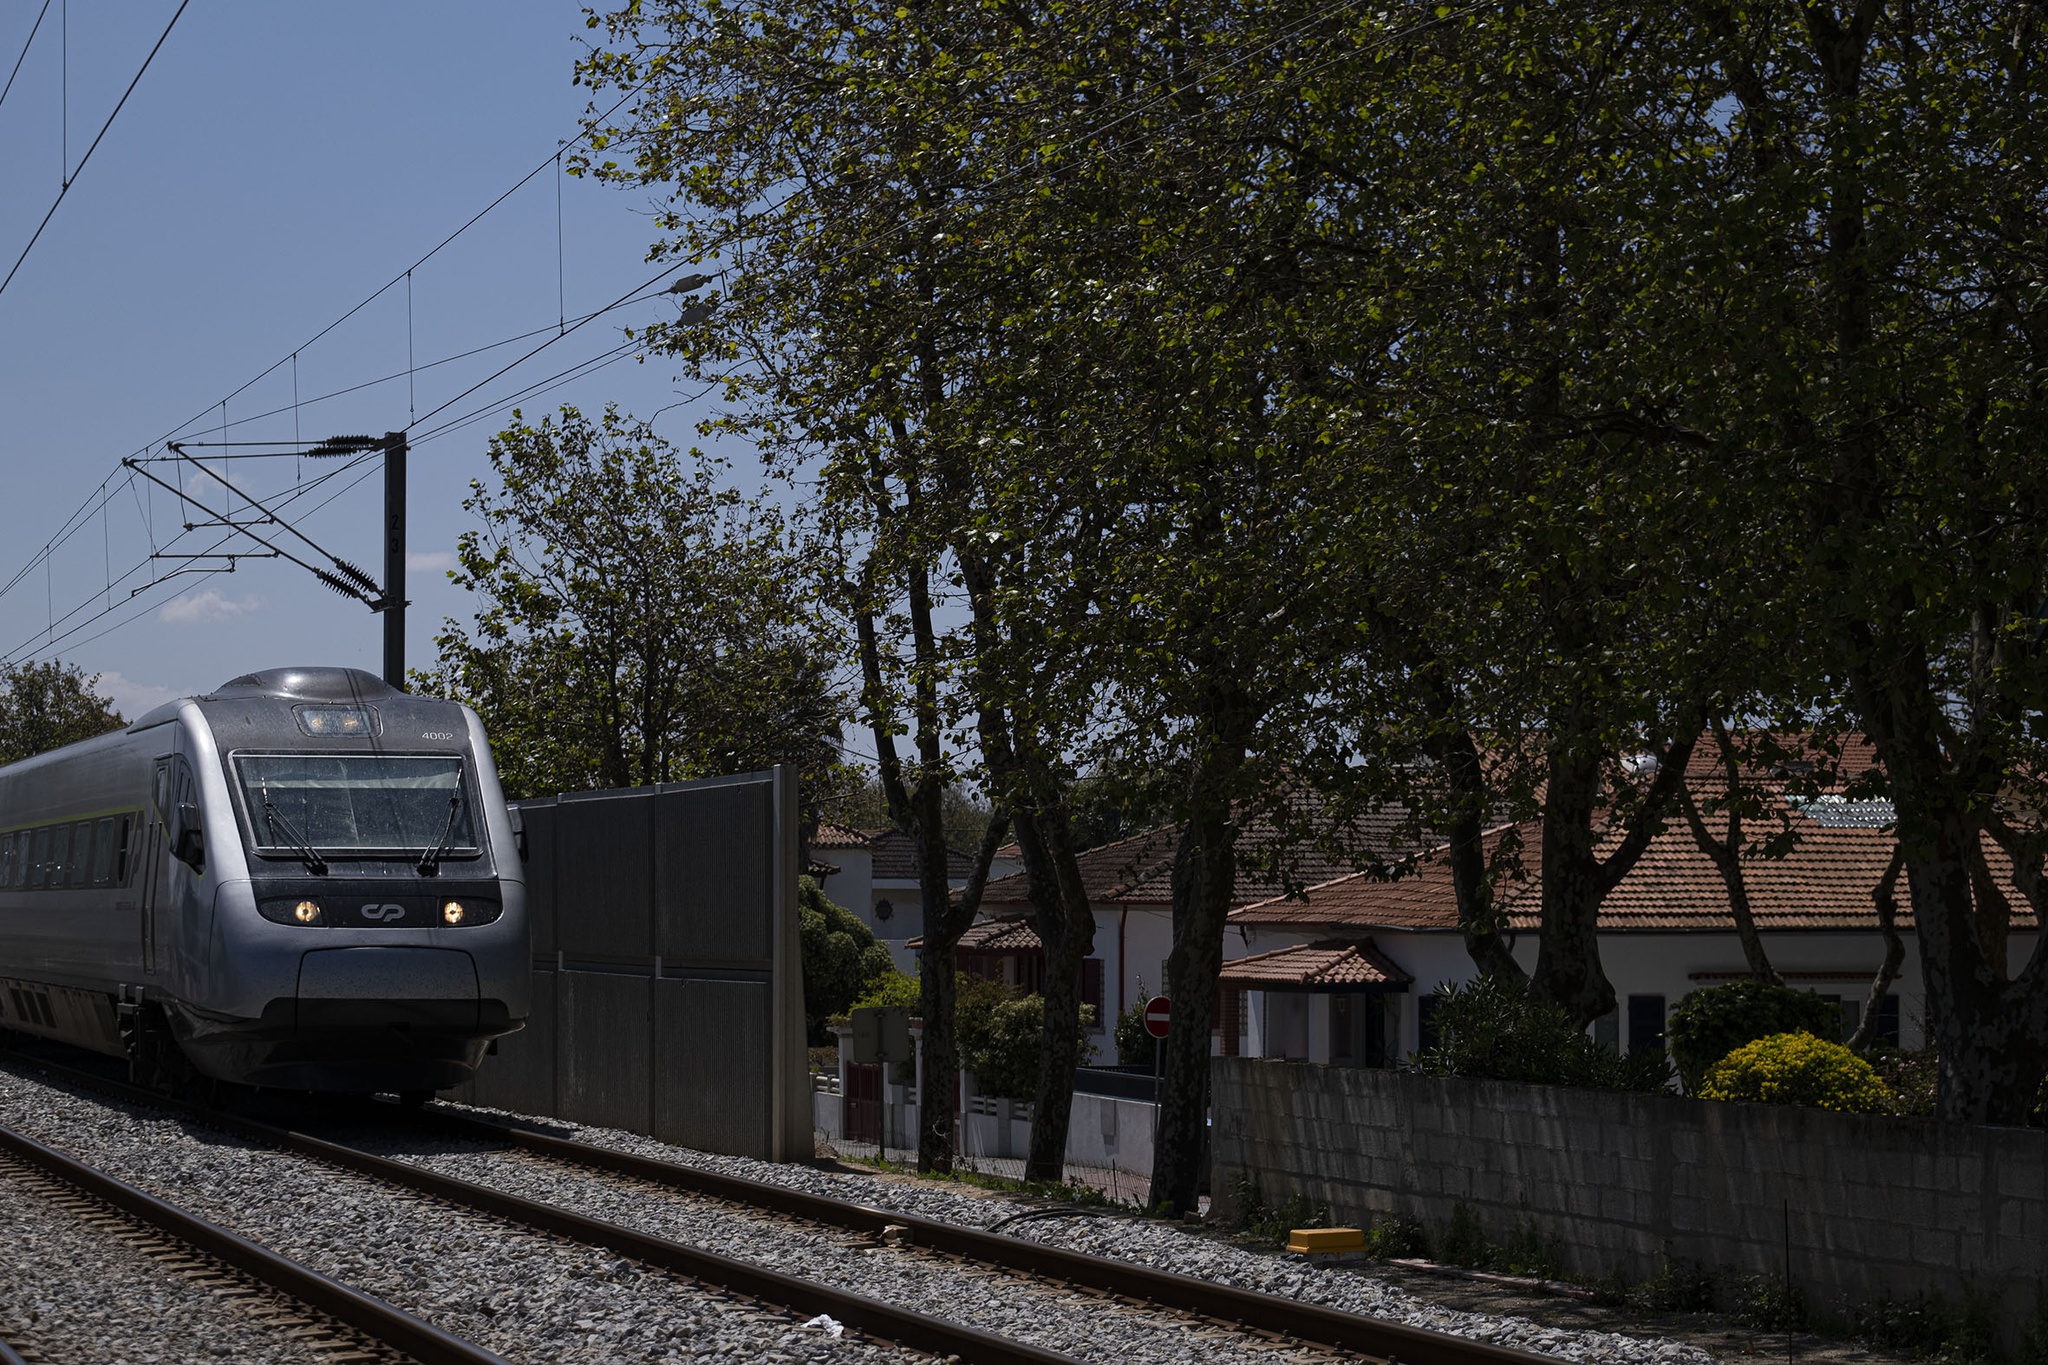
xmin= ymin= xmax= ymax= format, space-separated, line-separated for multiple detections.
xmin=1425 ymin=721 xmax=1524 ymax=981
xmin=1678 ymin=720 xmax=1779 ymax=984
xmin=1531 ymin=725 xmax=1700 ymax=1027
xmin=1150 ymin=689 xmax=1250 ymax=1215
xmin=1848 ymin=846 xmax=1905 ymax=1052
xmin=1014 ymin=799 xmax=1093 ymax=1182
xmin=1530 ymin=744 xmax=1615 ymax=1025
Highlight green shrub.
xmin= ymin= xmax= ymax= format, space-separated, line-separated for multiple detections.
xmin=1740 ymin=1275 xmax=1808 ymax=1332
xmin=850 ymin=967 xmax=920 ymax=1013
xmin=956 ymin=976 xmax=1096 ymax=1098
xmin=1366 ymin=1213 xmax=1429 ymax=1260
xmin=1228 ymin=1175 xmax=1329 ymax=1247
xmin=1699 ymin=1032 xmax=1893 ymax=1113
xmin=798 ymin=877 xmax=894 ymax=1044
xmin=1854 ymin=1286 xmax=1999 ymax=1364
xmin=1868 ymin=1044 xmax=1940 ymax=1118
xmin=1666 ymin=980 xmax=1841 ymax=1091
xmin=1115 ymin=990 xmax=1155 ymax=1067
xmin=1413 ymin=975 xmax=1673 ymax=1093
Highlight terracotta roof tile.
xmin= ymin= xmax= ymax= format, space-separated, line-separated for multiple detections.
xmin=980 ymin=800 xmax=1428 ymax=909
xmin=867 ymin=828 xmax=978 ymax=881
xmin=1218 ymin=937 xmax=1414 ymax=989
xmin=957 ymin=916 xmax=1042 ymax=953
xmin=811 ymin=821 xmax=870 ymax=849
xmin=1231 ymin=822 xmax=1540 ymax=930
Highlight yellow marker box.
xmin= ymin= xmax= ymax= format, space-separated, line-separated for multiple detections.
xmin=1286 ymin=1227 xmax=1365 ymax=1254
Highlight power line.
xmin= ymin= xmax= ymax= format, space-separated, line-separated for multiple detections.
xmin=0 ymin=0 xmax=190 ymax=304
xmin=0 ymin=0 xmax=52 ymax=115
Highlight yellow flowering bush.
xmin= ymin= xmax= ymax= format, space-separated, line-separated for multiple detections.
xmin=1698 ymin=1032 xmax=1893 ymax=1114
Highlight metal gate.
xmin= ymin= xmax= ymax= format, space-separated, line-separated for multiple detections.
xmin=843 ymin=1062 xmax=882 ymax=1145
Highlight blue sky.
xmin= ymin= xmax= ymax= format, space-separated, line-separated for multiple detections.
xmin=0 ymin=3 xmax=734 ymax=717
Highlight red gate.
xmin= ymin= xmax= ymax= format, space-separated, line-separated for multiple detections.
xmin=844 ymin=1062 xmax=882 ymax=1144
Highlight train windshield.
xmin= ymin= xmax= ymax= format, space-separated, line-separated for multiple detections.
xmin=234 ymin=754 xmax=477 ymax=856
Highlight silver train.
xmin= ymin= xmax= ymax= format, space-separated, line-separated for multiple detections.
xmin=0 ymin=666 xmax=528 ymax=1094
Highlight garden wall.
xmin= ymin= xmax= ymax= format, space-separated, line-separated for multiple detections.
xmin=1211 ymin=1058 xmax=2046 ymax=1341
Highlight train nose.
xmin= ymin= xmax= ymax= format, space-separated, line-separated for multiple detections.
xmin=296 ymin=947 xmax=480 ymax=1032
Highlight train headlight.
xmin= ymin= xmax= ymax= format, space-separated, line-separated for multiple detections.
xmin=441 ymin=900 xmax=466 ymax=925
xmin=293 ymin=900 xmax=323 ymax=925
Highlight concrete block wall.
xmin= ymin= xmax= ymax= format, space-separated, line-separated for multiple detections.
xmin=1212 ymin=1058 xmax=2046 ymax=1340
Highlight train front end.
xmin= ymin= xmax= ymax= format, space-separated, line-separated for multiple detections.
xmin=167 ymin=668 xmax=529 ymax=1093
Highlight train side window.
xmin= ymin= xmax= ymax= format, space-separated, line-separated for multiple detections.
xmin=29 ymin=827 xmax=52 ymax=889
xmin=113 ymin=813 xmax=136 ymax=884
xmin=0 ymin=833 xmax=13 ymax=887
xmin=48 ymin=825 xmax=72 ymax=889
xmin=71 ymin=821 xmax=95 ymax=888
xmin=91 ymin=818 xmax=117 ymax=886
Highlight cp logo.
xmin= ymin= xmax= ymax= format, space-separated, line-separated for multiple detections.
xmin=361 ymin=903 xmax=406 ymax=922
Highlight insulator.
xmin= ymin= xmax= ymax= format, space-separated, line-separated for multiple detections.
xmin=332 ymin=558 xmax=381 ymax=593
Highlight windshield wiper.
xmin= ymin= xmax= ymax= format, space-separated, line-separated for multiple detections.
xmin=260 ymin=783 xmax=328 ymax=876
xmin=417 ymin=794 xmax=462 ymax=876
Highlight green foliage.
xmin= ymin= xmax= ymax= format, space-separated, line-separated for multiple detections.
xmin=1869 ymin=1046 xmax=1941 ymax=1119
xmin=2021 ymin=1283 xmax=2048 ymax=1365
xmin=1114 ymin=988 xmax=1155 ymax=1068
xmin=1228 ymin=1176 xmax=1329 ymax=1249
xmin=956 ymin=975 xmax=1095 ymax=1099
xmin=0 ymin=661 xmax=124 ymax=767
xmin=851 ymin=969 xmax=920 ymax=1013
xmin=420 ymin=405 xmax=841 ymax=802
xmin=1667 ymin=981 xmax=1843 ymax=1092
xmin=1414 ymin=977 xmax=1673 ymax=1094
xmin=1628 ymin=1260 xmax=1718 ymax=1314
xmin=1739 ymin=1277 xmax=1809 ymax=1333
xmin=798 ymin=877 xmax=892 ymax=1045
xmin=1365 ymin=1214 xmax=1429 ymax=1262
xmin=1430 ymin=1205 xmax=1564 ymax=1280
xmin=1853 ymin=1286 xmax=1999 ymax=1364
xmin=1699 ymin=1034 xmax=1894 ymax=1115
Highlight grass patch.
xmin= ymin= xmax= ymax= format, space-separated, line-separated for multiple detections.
xmin=836 ymin=1148 xmax=1116 ymax=1207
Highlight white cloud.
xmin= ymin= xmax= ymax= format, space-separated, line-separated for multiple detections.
xmin=93 ymin=671 xmax=183 ymax=721
xmin=160 ymin=589 xmax=261 ymax=625
xmin=406 ymin=551 xmax=456 ymax=574
xmin=182 ymin=465 xmax=247 ymax=502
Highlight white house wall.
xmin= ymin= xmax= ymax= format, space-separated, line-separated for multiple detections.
xmin=1224 ymin=923 xmax=2014 ymax=1062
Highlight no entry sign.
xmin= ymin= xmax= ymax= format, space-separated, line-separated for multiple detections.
xmin=1143 ymin=995 xmax=1171 ymax=1040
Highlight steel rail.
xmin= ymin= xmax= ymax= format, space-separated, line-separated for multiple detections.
xmin=0 ymin=1119 xmax=510 ymax=1365
xmin=0 ymin=1053 xmax=1077 ymax=1365
xmin=0 ymin=1334 xmax=28 ymax=1365
xmin=422 ymin=1107 xmax=1557 ymax=1365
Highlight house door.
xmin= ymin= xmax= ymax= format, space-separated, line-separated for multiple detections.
xmin=844 ymin=1062 xmax=882 ymax=1145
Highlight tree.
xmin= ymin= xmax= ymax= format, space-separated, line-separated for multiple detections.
xmin=797 ymin=876 xmax=892 ymax=1045
xmin=1652 ymin=2 xmax=2048 ymax=1122
xmin=422 ymin=405 xmax=842 ymax=803
xmin=0 ymin=661 xmax=124 ymax=766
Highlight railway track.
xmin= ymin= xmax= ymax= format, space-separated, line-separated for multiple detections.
xmin=0 ymin=1043 xmax=1559 ymax=1365
xmin=0 ymin=1117 xmax=509 ymax=1365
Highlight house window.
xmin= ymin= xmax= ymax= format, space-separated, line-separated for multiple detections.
xmin=1875 ymin=994 xmax=1900 ymax=1046
xmin=874 ymin=898 xmax=893 ymax=922
xmin=1081 ymin=959 xmax=1105 ymax=1030
xmin=1820 ymin=994 xmax=1859 ymax=1042
xmin=1592 ymin=1009 xmax=1619 ymax=1052
xmin=1416 ymin=993 xmax=1444 ymax=1054
xmin=1627 ymin=995 xmax=1666 ymax=1054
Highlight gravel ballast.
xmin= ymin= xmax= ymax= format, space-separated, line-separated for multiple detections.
xmin=0 ymin=1063 xmax=919 ymax=1364
xmin=0 ymin=1152 xmax=337 ymax=1365
xmin=428 ymin=1100 xmax=1718 ymax=1365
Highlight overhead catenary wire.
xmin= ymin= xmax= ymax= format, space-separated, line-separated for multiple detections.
xmin=3 ymin=1 xmax=1467 ymax=666
xmin=0 ymin=0 xmax=191 ymax=304
xmin=0 ymin=0 xmax=52 ymax=115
